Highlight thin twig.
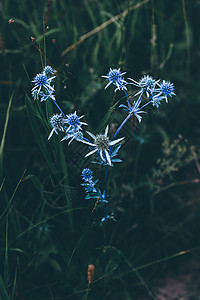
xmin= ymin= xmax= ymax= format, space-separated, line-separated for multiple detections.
xmin=153 ymin=178 xmax=200 ymax=196
xmin=61 ymin=0 xmax=150 ymax=57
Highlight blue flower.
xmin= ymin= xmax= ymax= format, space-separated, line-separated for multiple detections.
xmin=102 ymin=68 xmax=127 ymax=92
xmin=48 ymin=113 xmax=67 ymax=139
xmin=155 ymin=80 xmax=176 ymax=102
xmin=81 ymin=126 xmax=124 ymax=166
xmin=129 ymin=75 xmax=159 ymax=97
xmin=43 ymin=65 xmax=55 ymax=77
xmin=82 ymin=168 xmax=93 ymax=182
xmin=152 ymin=95 xmax=163 ymax=108
xmin=60 ymin=112 xmax=87 ymax=144
xmin=65 ymin=111 xmax=87 ymax=134
xmin=32 ymin=73 xmax=55 ymax=94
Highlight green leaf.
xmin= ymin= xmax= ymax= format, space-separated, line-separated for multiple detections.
xmin=0 ymin=93 xmax=13 ymax=177
xmin=25 ymin=94 xmax=56 ymax=173
xmin=0 ymin=275 xmax=9 ymax=300
xmin=96 ymin=98 xmax=121 ymax=133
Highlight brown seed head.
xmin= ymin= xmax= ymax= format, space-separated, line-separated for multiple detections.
xmin=87 ymin=264 xmax=95 ymax=283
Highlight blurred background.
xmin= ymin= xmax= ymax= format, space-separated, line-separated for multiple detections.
xmin=1 ymin=0 xmax=200 ymax=299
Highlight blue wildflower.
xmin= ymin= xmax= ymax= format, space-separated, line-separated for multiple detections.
xmin=129 ymin=75 xmax=159 ymax=97
xmin=43 ymin=65 xmax=55 ymax=77
xmin=32 ymin=73 xmax=55 ymax=94
xmin=102 ymin=68 xmax=127 ymax=92
xmin=155 ymin=80 xmax=176 ymax=102
xmin=48 ymin=113 xmax=67 ymax=139
xmin=65 ymin=111 xmax=87 ymax=134
xmin=82 ymin=168 xmax=93 ymax=182
xmin=81 ymin=126 xmax=124 ymax=166
xmin=152 ymin=95 xmax=163 ymax=108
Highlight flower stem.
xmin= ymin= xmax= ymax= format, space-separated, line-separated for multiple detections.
xmin=113 ymin=113 xmax=132 ymax=140
xmin=139 ymin=99 xmax=152 ymax=110
xmin=113 ymin=91 xmax=146 ymax=140
xmin=124 ymin=90 xmax=131 ymax=109
xmin=102 ymin=165 xmax=108 ymax=245
xmin=51 ymin=98 xmax=67 ymax=118
xmin=83 ymin=137 xmax=92 ymax=144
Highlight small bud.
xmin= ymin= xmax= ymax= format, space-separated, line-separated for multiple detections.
xmin=52 ymin=39 xmax=56 ymax=44
xmin=46 ymin=26 xmax=49 ymax=30
xmin=8 ymin=18 xmax=14 ymax=24
xmin=87 ymin=264 xmax=95 ymax=283
xmin=31 ymin=37 xmax=36 ymax=42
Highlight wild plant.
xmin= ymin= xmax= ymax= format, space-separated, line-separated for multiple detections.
xmin=30 ymin=65 xmax=176 ymax=246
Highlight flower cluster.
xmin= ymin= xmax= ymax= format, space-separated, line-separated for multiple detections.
xmin=31 ymin=65 xmax=56 ymax=101
xmin=31 ymin=66 xmax=176 ymax=228
xmin=61 ymin=112 xmax=87 ymax=144
xmin=81 ymin=168 xmax=107 ymax=203
xmin=128 ymin=75 xmax=175 ymax=108
xmin=81 ymin=168 xmax=93 ymax=182
xmin=48 ymin=111 xmax=87 ymax=144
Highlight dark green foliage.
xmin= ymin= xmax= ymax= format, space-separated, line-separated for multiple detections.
xmin=1 ymin=0 xmax=200 ymax=299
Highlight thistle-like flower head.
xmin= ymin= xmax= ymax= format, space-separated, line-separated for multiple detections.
xmin=43 ymin=65 xmax=55 ymax=77
xmin=50 ymin=113 xmax=66 ymax=130
xmin=102 ymin=68 xmax=127 ymax=92
xmin=48 ymin=113 xmax=67 ymax=139
xmin=95 ymin=133 xmax=110 ymax=151
xmin=156 ymin=80 xmax=176 ymax=102
xmin=82 ymin=168 xmax=93 ymax=182
xmin=32 ymin=72 xmax=55 ymax=94
xmin=65 ymin=111 xmax=87 ymax=134
xmin=129 ymin=75 xmax=158 ymax=97
xmin=33 ymin=73 xmax=48 ymax=87
xmin=152 ymin=95 xmax=163 ymax=108
xmin=67 ymin=112 xmax=81 ymax=127
xmin=82 ymin=126 xmax=124 ymax=166
xmin=139 ymin=75 xmax=156 ymax=89
xmin=159 ymin=80 xmax=175 ymax=96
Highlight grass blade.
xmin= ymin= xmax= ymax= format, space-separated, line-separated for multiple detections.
xmin=25 ymin=94 xmax=56 ymax=173
xmin=0 ymin=275 xmax=9 ymax=300
xmin=0 ymin=93 xmax=13 ymax=178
